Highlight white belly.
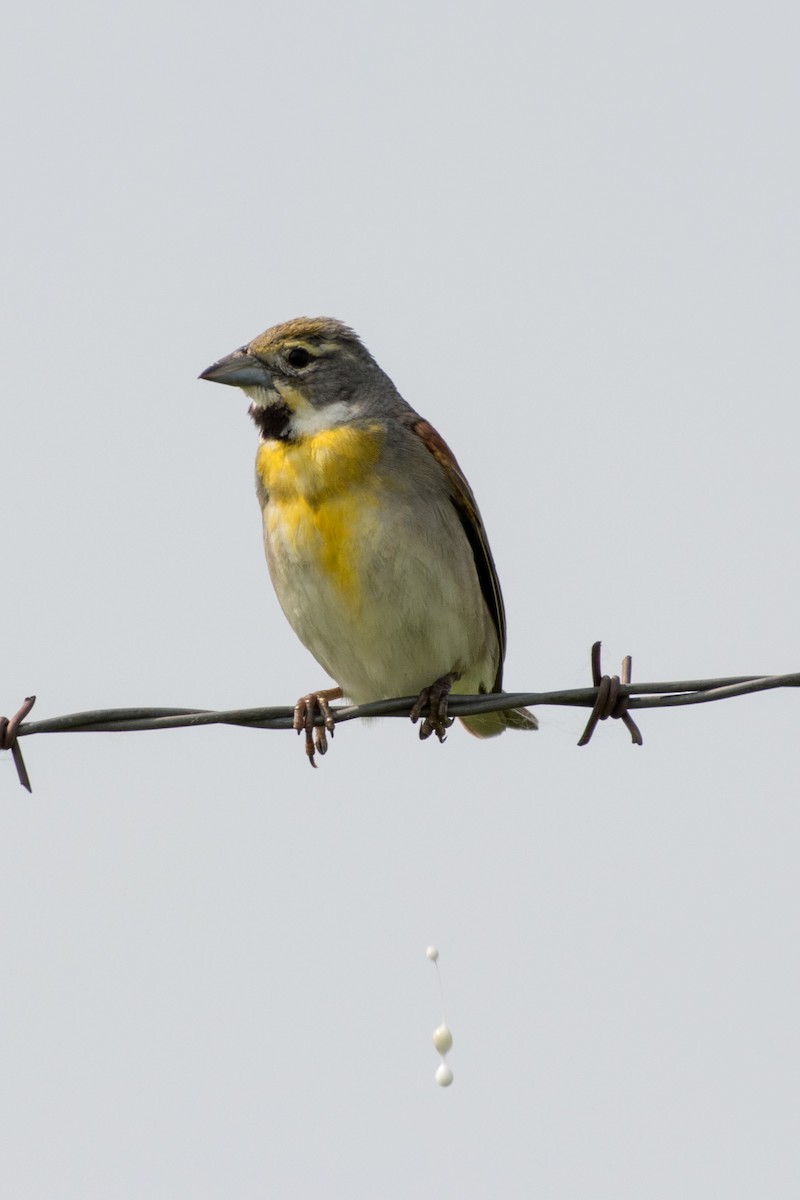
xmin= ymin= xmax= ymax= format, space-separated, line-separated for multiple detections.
xmin=263 ymin=493 xmax=498 ymax=702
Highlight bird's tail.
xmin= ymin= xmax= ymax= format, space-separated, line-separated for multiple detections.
xmin=459 ymin=696 xmax=538 ymax=739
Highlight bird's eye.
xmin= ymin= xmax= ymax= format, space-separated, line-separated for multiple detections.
xmin=286 ymin=347 xmax=312 ymax=369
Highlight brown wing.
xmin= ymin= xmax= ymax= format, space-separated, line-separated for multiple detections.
xmin=407 ymin=417 xmax=507 ymax=690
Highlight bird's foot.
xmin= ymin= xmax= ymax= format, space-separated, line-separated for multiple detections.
xmin=410 ymin=674 xmax=456 ymax=743
xmin=293 ymin=687 xmax=343 ymax=768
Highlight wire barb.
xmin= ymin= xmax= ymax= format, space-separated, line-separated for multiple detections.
xmin=577 ymin=642 xmax=644 ymax=747
xmin=0 ymin=696 xmax=36 ymax=793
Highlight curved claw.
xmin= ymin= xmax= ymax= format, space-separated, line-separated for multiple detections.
xmin=410 ymin=674 xmax=455 ymax=744
xmin=292 ymin=688 xmax=342 ymax=767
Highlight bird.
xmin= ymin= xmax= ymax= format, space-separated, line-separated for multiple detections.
xmin=200 ymin=317 xmax=537 ymax=765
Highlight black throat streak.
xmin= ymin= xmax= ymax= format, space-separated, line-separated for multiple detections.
xmin=249 ymin=401 xmax=293 ymax=442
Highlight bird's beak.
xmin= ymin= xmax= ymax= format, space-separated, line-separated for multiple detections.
xmin=199 ymin=349 xmax=274 ymax=389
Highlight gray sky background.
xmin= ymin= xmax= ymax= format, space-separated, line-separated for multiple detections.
xmin=3 ymin=1 xmax=799 ymax=1196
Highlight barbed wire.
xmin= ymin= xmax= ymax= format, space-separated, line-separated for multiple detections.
xmin=3 ymin=643 xmax=799 ymax=791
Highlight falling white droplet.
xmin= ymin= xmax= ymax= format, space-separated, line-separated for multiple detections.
xmin=427 ymin=945 xmax=454 ymax=1087
xmin=435 ymin=1063 xmax=454 ymax=1087
xmin=433 ymin=1024 xmax=453 ymax=1054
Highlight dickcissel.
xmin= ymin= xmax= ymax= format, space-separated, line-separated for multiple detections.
xmin=200 ymin=317 xmax=537 ymax=765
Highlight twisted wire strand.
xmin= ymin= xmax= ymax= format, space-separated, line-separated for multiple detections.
xmin=4 ymin=662 xmax=799 ymax=792
xmin=11 ymin=673 xmax=800 ymax=734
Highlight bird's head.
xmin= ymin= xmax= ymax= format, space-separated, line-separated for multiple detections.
xmin=200 ymin=316 xmax=385 ymax=440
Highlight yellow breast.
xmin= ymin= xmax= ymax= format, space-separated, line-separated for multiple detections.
xmin=256 ymin=424 xmax=385 ymax=602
